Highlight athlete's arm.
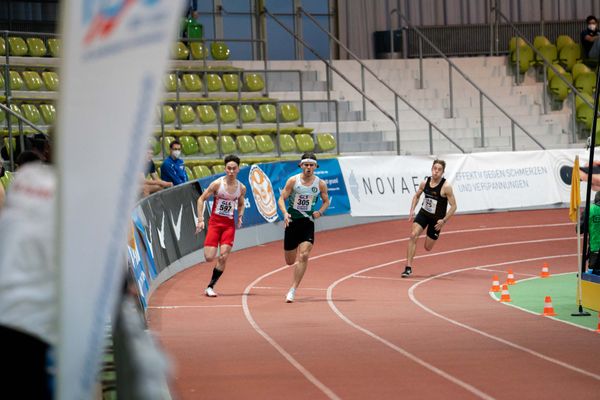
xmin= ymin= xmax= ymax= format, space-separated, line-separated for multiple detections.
xmin=237 ymin=183 xmax=246 ymax=229
xmin=313 ymin=180 xmax=329 ymax=219
xmin=277 ymin=177 xmax=295 ymax=227
xmin=409 ymin=180 xmax=426 ymax=222
xmin=195 ymin=180 xmax=217 ymax=233
xmin=435 ymin=183 xmax=457 ymax=231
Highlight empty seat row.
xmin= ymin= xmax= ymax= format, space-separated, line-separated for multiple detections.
xmin=172 ymin=41 xmax=230 ymax=61
xmin=165 ymin=72 xmax=264 ymax=93
xmin=0 ymin=36 xmax=60 ymax=57
xmin=160 ymin=103 xmax=300 ymax=125
xmin=0 ymin=70 xmax=59 ymax=92
xmin=0 ymin=103 xmax=56 ymax=127
xmin=547 ymin=62 xmax=596 ymax=101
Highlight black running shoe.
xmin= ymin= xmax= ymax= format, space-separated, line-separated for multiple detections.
xmin=401 ymin=266 xmax=412 ymax=278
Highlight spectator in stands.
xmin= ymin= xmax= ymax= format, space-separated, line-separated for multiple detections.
xmin=402 ymin=159 xmax=457 ymax=278
xmin=141 ymin=149 xmax=172 ymax=197
xmin=194 ymin=154 xmax=246 ymax=297
xmin=30 ymin=133 xmax=52 ymax=163
xmin=181 ymin=7 xmax=203 ymax=39
xmin=581 ymin=15 xmax=600 ymax=58
xmin=15 ymin=150 xmax=42 ymax=169
xmin=160 ymin=140 xmax=188 ymax=186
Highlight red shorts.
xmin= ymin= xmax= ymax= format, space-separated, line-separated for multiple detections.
xmin=204 ymin=216 xmax=235 ymax=247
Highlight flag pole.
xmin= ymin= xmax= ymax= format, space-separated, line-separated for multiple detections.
xmin=572 ymin=189 xmax=590 ymax=316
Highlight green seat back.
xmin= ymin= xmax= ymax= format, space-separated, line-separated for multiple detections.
xmin=47 ymin=38 xmax=61 ymax=57
xmin=212 ymin=165 xmax=226 ymax=174
xmin=255 ymin=134 xmax=275 ymax=153
xmin=239 ymin=105 xmax=257 ymax=123
xmin=182 ymin=73 xmax=202 ymax=91
xmin=548 ymin=73 xmax=573 ymax=101
xmin=508 ymin=37 xmax=526 ymax=53
xmin=148 ymin=137 xmax=160 ymax=156
xmin=185 ymin=166 xmax=193 ymax=179
xmin=8 ymin=104 xmax=22 ymax=123
xmin=172 ymin=41 xmax=189 ymax=60
xmin=186 ymin=21 xmax=203 ymax=39
xmin=197 ymin=105 xmax=217 ymax=123
xmin=26 ymin=38 xmax=47 ymax=57
xmin=510 ymin=45 xmax=534 ymax=74
xmin=0 ymin=37 xmax=5 ymax=56
xmin=317 ymin=133 xmax=336 ymax=152
xmin=222 ymin=74 xmax=240 ymax=92
xmin=8 ymin=37 xmax=28 ymax=56
xmin=206 ymin=74 xmax=223 ymax=92
xmin=259 ymin=104 xmax=277 ymax=123
xmin=193 ymin=165 xmax=212 ymax=179
xmin=197 ymin=135 xmax=218 ymax=155
xmin=575 ymin=92 xmax=594 ymax=110
xmin=1 ymin=170 xmax=14 ymax=190
xmin=546 ymin=63 xmax=566 ymax=81
xmin=9 ymin=70 xmax=24 ymax=90
xmin=39 ymin=104 xmax=56 ymax=124
xmin=189 ymin=42 xmax=208 ymax=60
xmin=0 ymin=108 xmax=4 ymax=123
xmin=2 ymin=138 xmax=17 ymax=157
xmin=533 ymin=35 xmax=551 ymax=49
xmin=161 ymin=105 xmax=176 ymax=124
xmin=244 ymin=73 xmax=265 ymax=92
xmin=574 ymin=71 xmax=596 ymax=95
xmin=279 ymin=104 xmax=300 ymax=122
xmin=219 ymin=105 xmax=237 ymax=123
xmin=22 ymin=71 xmax=43 ymax=90
xmin=180 ymin=135 xmax=199 ymax=155
xmin=21 ymin=104 xmax=41 ymax=124
xmin=41 ymin=71 xmax=59 ymax=91
xmin=295 ymin=133 xmax=315 ymax=152
xmin=559 ymin=43 xmax=581 ymax=71
xmin=240 ymin=162 xmax=249 ymax=168
xmin=236 ymin=135 xmax=257 ymax=154
xmin=576 ymin=102 xmax=595 ymax=130
xmin=219 ymin=135 xmax=236 ymax=154
xmin=164 ymin=73 xmax=180 ymax=92
xmin=571 ymin=63 xmax=592 ymax=81
xmin=279 ymin=134 xmax=296 ymax=152
xmin=210 ymin=42 xmax=230 ymax=60
xmin=161 ymin=136 xmax=175 ymax=154
xmin=534 ymin=44 xmax=557 ymax=66
xmin=556 ymin=35 xmax=575 ymax=51
xmin=177 ymin=105 xmax=196 ymax=124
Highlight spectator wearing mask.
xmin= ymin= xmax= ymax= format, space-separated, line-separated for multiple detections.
xmin=581 ymin=15 xmax=600 ymax=58
xmin=160 ymin=140 xmax=188 ymax=186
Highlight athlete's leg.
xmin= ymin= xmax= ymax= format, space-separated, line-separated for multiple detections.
xmin=291 ymin=241 xmax=313 ymax=289
xmin=407 ymin=223 xmax=424 ymax=267
xmin=204 ymin=246 xmax=219 ymax=262
xmin=285 ymin=249 xmax=297 ymax=265
xmin=424 ymin=236 xmax=437 ymax=251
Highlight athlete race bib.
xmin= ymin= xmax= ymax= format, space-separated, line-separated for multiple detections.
xmin=215 ymin=198 xmax=234 ymax=218
xmin=294 ymin=194 xmax=312 ymax=212
xmin=422 ymin=197 xmax=437 ymax=214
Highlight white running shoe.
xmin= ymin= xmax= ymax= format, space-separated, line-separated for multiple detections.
xmin=205 ymin=287 xmax=218 ymax=297
xmin=285 ymin=288 xmax=295 ymax=303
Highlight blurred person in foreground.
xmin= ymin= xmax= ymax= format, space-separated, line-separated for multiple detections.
xmin=141 ymin=148 xmax=172 ymax=197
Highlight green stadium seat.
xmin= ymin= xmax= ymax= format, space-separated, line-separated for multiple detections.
xmin=8 ymin=37 xmax=28 ymax=56
xmin=197 ymin=105 xmax=217 ymax=123
xmin=161 ymin=136 xmax=175 ymax=154
xmin=185 ymin=166 xmax=193 ymax=179
xmin=508 ymin=36 xmax=526 ymax=53
xmin=177 ymin=105 xmax=196 ymax=124
xmin=164 ymin=73 xmax=181 ymax=92
xmin=222 ymin=74 xmax=240 ymax=92
xmin=41 ymin=71 xmax=59 ymax=91
xmin=197 ymin=135 xmax=218 ymax=155
xmin=193 ymin=165 xmax=212 ymax=179
xmin=534 ymin=44 xmax=557 ymax=66
xmin=219 ymin=135 xmax=236 ymax=154
xmin=9 ymin=70 xmax=24 ymax=90
xmin=533 ymin=35 xmax=551 ymax=49
xmin=26 ymin=37 xmax=47 ymax=57
xmin=571 ymin=63 xmax=592 ymax=81
xmin=317 ymin=133 xmax=336 ymax=152
xmin=172 ymin=41 xmax=189 ymax=60
xmin=259 ymin=104 xmax=277 ymax=123
xmin=239 ymin=105 xmax=257 ymax=123
xmin=2 ymin=138 xmax=16 ymax=157
xmin=180 ymin=135 xmax=199 ymax=155
xmin=212 ymin=165 xmax=226 ymax=174
xmin=546 ymin=63 xmax=566 ymax=82
xmin=295 ymin=133 xmax=315 ymax=152
xmin=236 ymin=135 xmax=257 ymax=153
xmin=206 ymin=74 xmax=224 ymax=92
xmin=510 ymin=45 xmax=534 ymax=74
xmin=47 ymin=38 xmax=61 ymax=57
xmin=255 ymin=134 xmax=275 ymax=153
xmin=219 ymin=105 xmax=237 ymax=124
xmin=559 ymin=43 xmax=581 ymax=71
xmin=182 ymin=73 xmax=202 ymax=91
xmin=21 ymin=104 xmax=41 ymax=124
xmin=0 ymin=108 xmax=4 ymax=124
xmin=556 ymin=35 xmax=575 ymax=51
xmin=280 ymin=104 xmax=300 ymax=122
xmin=186 ymin=21 xmax=203 ymax=39
xmin=575 ymin=92 xmax=594 ymax=110
xmin=244 ymin=73 xmax=265 ymax=92
xmin=161 ymin=105 xmax=176 ymax=124
xmin=576 ymin=102 xmax=595 ymax=130
xmin=21 ymin=71 xmax=43 ymax=90
xmin=210 ymin=42 xmax=230 ymax=60
xmin=190 ymin=42 xmax=208 ymax=60
xmin=39 ymin=104 xmax=56 ymax=124
xmin=8 ymin=104 xmax=22 ymax=123
xmin=278 ymin=134 xmax=297 ymax=152
xmin=148 ymin=136 xmax=160 ymax=156
xmin=548 ymin=73 xmax=573 ymax=101
xmin=574 ymin=71 xmax=596 ymax=95
xmin=0 ymin=37 xmax=5 ymax=56
xmin=0 ymin=170 xmax=14 ymax=190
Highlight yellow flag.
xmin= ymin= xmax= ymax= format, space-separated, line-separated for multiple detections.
xmin=570 ymin=156 xmax=581 ymax=222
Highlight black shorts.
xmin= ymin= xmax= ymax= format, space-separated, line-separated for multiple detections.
xmin=414 ymin=210 xmax=443 ymax=240
xmin=284 ymin=218 xmax=315 ymax=251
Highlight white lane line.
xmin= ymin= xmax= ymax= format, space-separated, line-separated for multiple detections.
xmin=476 ymin=267 xmax=537 ymax=277
xmin=148 ymin=305 xmax=242 ymax=309
xmin=252 ymin=286 xmax=327 ymax=291
xmin=352 ymin=274 xmax=422 ymax=282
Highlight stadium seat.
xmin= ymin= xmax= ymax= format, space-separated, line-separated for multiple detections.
xmin=534 ymin=44 xmax=557 ymax=66
xmin=317 ymin=133 xmax=336 ymax=152
xmin=278 ymin=134 xmax=297 ymax=152
xmin=236 ymin=135 xmax=257 ymax=153
xmin=8 ymin=37 xmax=28 ymax=56
xmin=559 ymin=43 xmax=581 ymax=71
xmin=193 ymin=165 xmax=212 ymax=179
xmin=7 ymin=104 xmax=22 ymax=123
xmin=575 ymin=92 xmax=594 ymax=110
xmin=0 ymin=170 xmax=13 ymax=190
xmin=9 ymin=70 xmax=24 ymax=90
xmin=571 ymin=63 xmax=592 ymax=81
xmin=189 ymin=42 xmax=208 ymax=60
xmin=206 ymin=74 xmax=224 ymax=92
xmin=2 ymin=138 xmax=16 ymax=157
xmin=148 ymin=136 xmax=160 ymax=155
xmin=219 ymin=135 xmax=236 ymax=154
xmin=576 ymin=102 xmax=595 ymax=130
xmin=556 ymin=35 xmax=575 ymax=51
xmin=212 ymin=164 xmax=226 ymax=174
xmin=219 ymin=105 xmax=237 ymax=124
xmin=510 ymin=44 xmax=534 ymax=74
xmin=177 ymin=105 xmax=196 ymax=124
xmin=508 ymin=36 xmax=526 ymax=53
xmin=21 ymin=104 xmax=41 ymax=124
xmin=533 ymin=35 xmax=551 ymax=49
xmin=295 ymin=134 xmax=315 ymax=152
xmin=39 ymin=104 xmax=56 ymax=124
xmin=180 ymin=135 xmax=199 ymax=155
xmin=259 ymin=104 xmax=277 ymax=123
xmin=574 ymin=71 xmax=596 ymax=95
xmin=26 ymin=37 xmax=47 ymax=57
xmin=182 ymin=73 xmax=202 ymax=92
xmin=255 ymin=134 xmax=275 ymax=153
xmin=0 ymin=37 xmax=5 ymax=56
xmin=21 ymin=71 xmax=43 ymax=90
xmin=185 ymin=166 xmax=193 ymax=179
xmin=197 ymin=105 xmax=217 ymax=123
xmin=172 ymin=41 xmax=189 ymax=60
xmin=239 ymin=105 xmax=257 ymax=123
xmin=41 ymin=71 xmax=59 ymax=91
xmin=244 ymin=73 xmax=265 ymax=92
xmin=160 ymin=105 xmax=176 ymax=124
xmin=161 ymin=136 xmax=175 ymax=154
xmin=222 ymin=74 xmax=240 ymax=92
xmin=280 ymin=104 xmax=300 ymax=122
xmin=197 ymin=135 xmax=218 ymax=155
xmin=47 ymin=38 xmax=61 ymax=57
xmin=210 ymin=42 xmax=230 ymax=60
xmin=548 ymin=73 xmax=573 ymax=101
xmin=164 ymin=74 xmax=180 ymax=92
xmin=546 ymin=63 xmax=566 ymax=82
xmin=0 ymin=108 xmax=4 ymax=124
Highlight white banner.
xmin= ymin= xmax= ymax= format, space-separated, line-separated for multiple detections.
xmin=339 ymin=150 xmax=590 ymax=217
xmin=56 ymin=1 xmax=184 ymax=399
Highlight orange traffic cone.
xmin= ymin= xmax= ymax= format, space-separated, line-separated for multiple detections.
xmin=491 ymin=275 xmax=501 ymax=292
xmin=542 ymin=296 xmax=557 ymax=316
xmin=500 ymin=284 xmax=511 ymax=302
xmin=541 ymin=263 xmax=550 ymax=278
xmin=596 ymin=313 xmax=600 ymax=333
xmin=506 ymin=269 xmax=516 ymax=285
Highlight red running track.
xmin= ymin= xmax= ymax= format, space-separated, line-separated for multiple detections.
xmin=147 ymin=209 xmax=600 ymax=399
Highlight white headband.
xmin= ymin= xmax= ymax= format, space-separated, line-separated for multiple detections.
xmin=300 ymin=158 xmax=317 ymax=165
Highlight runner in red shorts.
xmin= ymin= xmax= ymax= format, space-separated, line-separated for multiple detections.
xmin=195 ymin=155 xmax=246 ymax=297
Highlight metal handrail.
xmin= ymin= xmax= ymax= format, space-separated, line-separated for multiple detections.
xmin=297 ymin=7 xmax=464 ymax=154
xmin=398 ymin=13 xmax=544 ymax=151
